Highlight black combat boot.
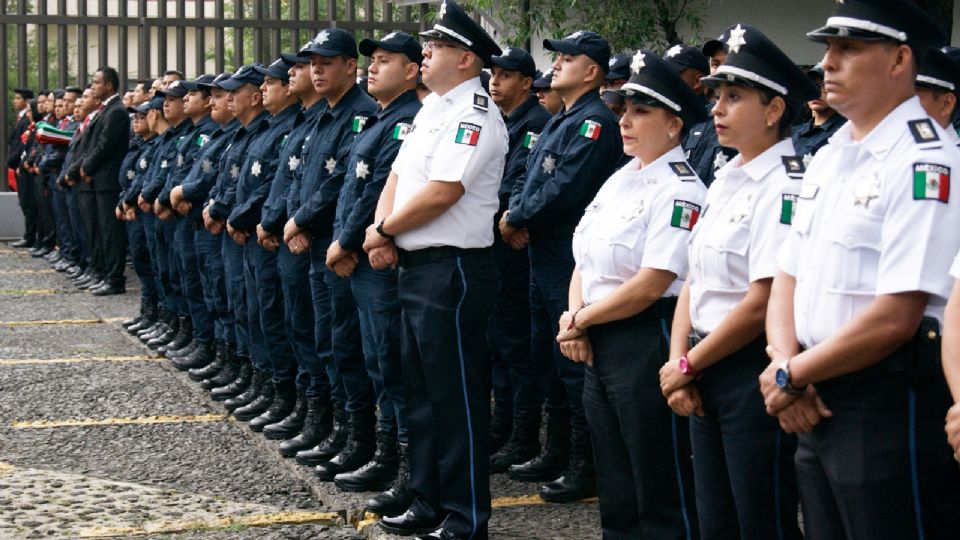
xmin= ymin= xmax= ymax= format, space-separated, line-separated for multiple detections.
xmin=365 ymin=442 xmax=414 ymax=518
xmin=489 ymin=404 xmax=513 ymax=456
xmin=190 ymin=341 xmax=226 ymax=382
xmin=209 ymin=355 xmax=251 ymax=399
xmin=279 ymin=398 xmax=333 ymax=457
xmin=538 ymin=428 xmax=597 ymax=503
xmin=263 ymin=390 xmax=308 ymax=440
xmin=295 ymin=408 xmax=348 ymax=466
xmin=138 ymin=307 xmax=171 ymax=341
xmin=249 ymin=380 xmax=297 ymax=432
xmin=171 ymin=341 xmax=213 ymax=371
xmin=490 ymin=416 xmax=541 ymax=474
xmin=158 ymin=317 xmax=192 ymax=355
xmin=233 ymin=378 xmax=276 ymax=422
xmin=315 ymin=410 xmax=377 ymax=481
xmin=147 ymin=314 xmax=181 ymax=350
xmin=127 ymin=302 xmax=159 ymax=334
xmin=335 ymin=430 xmax=399 ymax=492
xmin=223 ymin=369 xmax=265 ymax=412
xmin=508 ymin=412 xmax=569 ymax=482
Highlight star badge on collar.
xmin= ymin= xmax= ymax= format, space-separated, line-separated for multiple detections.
xmin=631 ymin=51 xmax=646 ymax=74
xmin=803 ymin=153 xmax=813 ymax=168
xmin=251 ymin=160 xmax=262 ymax=177
xmin=542 ymin=155 xmax=556 ymax=174
xmin=325 ymin=157 xmax=337 ymax=174
xmin=355 ymin=160 xmax=370 ymax=179
xmin=727 ymin=24 xmax=747 ymax=54
xmin=288 ymin=155 xmax=300 ymax=172
xmin=177 ymin=153 xmax=184 ymax=167
xmin=161 ymin=159 xmax=169 ymax=169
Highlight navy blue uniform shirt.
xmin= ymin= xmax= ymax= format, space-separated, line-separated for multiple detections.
xmin=207 ymin=110 xmax=271 ymax=222
xmin=502 ymin=95 xmax=551 ymax=215
xmin=179 ymin=119 xmax=241 ymax=224
xmin=159 ymin=115 xmax=218 ymax=206
xmin=791 ymin=112 xmax=846 ymax=163
xmin=140 ymin=119 xmax=192 ymax=203
xmin=683 ymin=104 xmax=736 ymax=187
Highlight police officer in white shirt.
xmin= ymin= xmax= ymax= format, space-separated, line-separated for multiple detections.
xmin=760 ymin=1 xmax=960 ymax=537
xmin=944 ymin=254 xmax=960 ymax=463
xmin=559 ymin=49 xmax=706 ymax=539
xmin=361 ymin=1 xmax=508 ymax=538
xmin=657 ymin=24 xmax=816 ymax=540
xmin=916 ymin=46 xmax=960 ymax=148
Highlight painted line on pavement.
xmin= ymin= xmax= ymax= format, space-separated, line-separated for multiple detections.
xmin=78 ymin=511 xmax=342 ymax=537
xmin=0 ymin=355 xmax=160 ymax=366
xmin=11 ymin=414 xmax=231 ymax=429
xmin=0 ymin=288 xmax=59 ymax=295
xmin=0 ymin=269 xmax=56 ymax=274
xmin=1 ymin=316 xmax=127 ymax=327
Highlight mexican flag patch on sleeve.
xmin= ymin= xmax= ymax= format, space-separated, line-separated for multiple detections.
xmin=671 ymin=200 xmax=701 ymax=230
xmin=579 ymin=120 xmax=601 ymax=140
xmin=913 ymin=162 xmax=950 ymax=202
xmin=392 ymin=123 xmax=412 ymax=141
xmin=780 ymin=194 xmax=798 ymax=224
xmin=352 ymin=115 xmax=368 ymax=133
xmin=522 ymin=131 xmax=539 ymax=149
xmin=455 ymin=122 xmax=481 ymax=146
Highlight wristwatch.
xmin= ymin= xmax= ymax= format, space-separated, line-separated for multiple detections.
xmin=775 ymin=359 xmax=805 ymax=396
xmin=678 ymin=355 xmax=699 ymax=377
xmin=375 ymin=217 xmax=394 ymax=240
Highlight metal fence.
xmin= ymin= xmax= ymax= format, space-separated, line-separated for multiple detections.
xmin=1 ymin=0 xmax=433 ymax=174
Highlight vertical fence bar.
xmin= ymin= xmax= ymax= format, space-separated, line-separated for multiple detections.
xmin=16 ymin=0 xmax=27 ymax=88
xmin=215 ymin=0 xmax=225 ymax=73
xmin=119 ymin=0 xmax=128 ymax=87
xmin=196 ymin=0 xmax=206 ymax=75
xmin=233 ymin=0 xmax=243 ymax=68
xmin=252 ymin=0 xmax=262 ymax=63
xmin=77 ymin=0 xmax=87 ymax=86
xmin=57 ymin=0 xmax=68 ymax=87
xmin=176 ymin=0 xmax=185 ymax=74
xmin=271 ymin=0 xmax=281 ymax=59
xmin=0 ymin=0 xmax=8 ymax=179
xmin=37 ymin=0 xmax=47 ymax=91
xmin=158 ymin=0 xmax=167 ymax=72
xmin=139 ymin=0 xmax=150 ymax=79
xmin=98 ymin=0 xmax=108 ymax=68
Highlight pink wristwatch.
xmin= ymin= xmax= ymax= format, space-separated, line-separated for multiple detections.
xmin=678 ymin=355 xmax=699 ymax=377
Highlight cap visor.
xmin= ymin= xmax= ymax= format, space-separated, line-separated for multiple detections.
xmin=700 ymin=40 xmax=724 ymax=57
xmin=806 ymin=25 xmax=893 ymax=43
xmin=543 ymin=38 xmax=581 ymax=56
xmin=280 ymin=52 xmax=308 ymax=64
xmin=297 ymin=46 xmax=344 ymax=58
xmin=216 ymin=78 xmax=247 ymax=91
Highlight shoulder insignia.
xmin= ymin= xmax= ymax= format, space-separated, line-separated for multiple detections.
xmin=522 ymin=131 xmax=539 ymax=149
xmin=473 ymin=93 xmax=489 ymax=112
xmin=392 ymin=122 xmax=412 ymax=141
xmin=351 ymin=115 xmax=368 ymax=133
xmin=578 ymin=119 xmax=602 ymax=140
xmin=912 ymin=162 xmax=950 ymax=203
xmin=669 ymin=162 xmax=696 ymax=180
xmin=908 ymin=119 xmax=941 ymax=146
xmin=176 ymin=135 xmax=186 ymax=147
xmin=280 ymin=134 xmax=288 ymax=147
xmin=455 ymin=122 xmax=482 ymax=146
xmin=671 ymin=200 xmax=701 ymax=230
xmin=197 ymin=134 xmax=210 ymax=147
xmin=782 ymin=156 xmax=805 ymax=179
xmin=780 ymin=194 xmax=798 ymax=224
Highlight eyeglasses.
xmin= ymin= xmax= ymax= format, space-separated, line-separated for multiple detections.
xmin=423 ymin=40 xmax=467 ymax=52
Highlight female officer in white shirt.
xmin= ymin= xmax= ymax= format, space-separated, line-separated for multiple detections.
xmin=556 ymin=50 xmax=706 ymax=539
xmin=944 ymin=255 xmax=960 ymax=462
xmin=657 ymin=24 xmax=818 ymax=540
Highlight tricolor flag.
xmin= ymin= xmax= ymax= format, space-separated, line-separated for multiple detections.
xmin=913 ymin=163 xmax=950 ymax=202
xmin=780 ymin=194 xmax=798 ymax=225
xmin=35 ymin=121 xmax=74 ymax=145
xmin=579 ymin=120 xmax=601 ymax=140
xmin=352 ymin=115 xmax=368 ymax=133
xmin=671 ymin=200 xmax=701 ymax=231
xmin=392 ymin=123 xmax=412 ymax=141
xmin=456 ymin=122 xmax=481 ymax=146
xmin=522 ymin=131 xmax=539 ymax=149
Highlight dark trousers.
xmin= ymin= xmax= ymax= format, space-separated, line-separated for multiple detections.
xmin=245 ymin=237 xmax=297 ymax=382
xmin=50 ymin=179 xmax=77 ymax=263
xmin=93 ymin=190 xmax=126 ymax=284
xmin=76 ymin=189 xmax=103 ymax=278
xmin=194 ymin=227 xmax=229 ymax=344
xmin=65 ymin=185 xmax=89 ymax=269
xmin=156 ymin=217 xmax=183 ymax=311
xmin=15 ymin=170 xmax=38 ymax=244
xmin=400 ymin=249 xmax=498 ymax=539
xmin=279 ymin=244 xmax=328 ymax=397
xmin=798 ymin=367 xmax=960 ymax=540
xmin=351 ymin=256 xmax=403 ymax=439
xmin=241 ymin=239 xmax=272 ymax=374
xmin=584 ymin=300 xmax=698 ymax=540
xmin=323 ymin=256 xmax=374 ymax=413
xmin=308 ymin=242 xmax=346 ymax=409
xmin=175 ymin=218 xmax=212 ymax=343
xmin=222 ymin=235 xmax=250 ymax=358
xmin=30 ymin=172 xmax=56 ymax=249
xmin=528 ymin=236 xmax=578 ymax=428
xmin=141 ymin=212 xmax=165 ymax=308
xmin=489 ymin=237 xmax=538 ymax=421
xmin=127 ymin=211 xmax=157 ymax=304
xmin=691 ymin=336 xmax=801 ymax=540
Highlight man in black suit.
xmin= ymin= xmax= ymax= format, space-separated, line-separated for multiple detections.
xmin=8 ymin=88 xmax=35 ymax=246
xmin=67 ymin=67 xmax=130 ymax=295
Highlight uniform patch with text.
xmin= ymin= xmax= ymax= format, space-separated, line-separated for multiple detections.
xmin=780 ymin=194 xmax=798 ymax=224
xmin=455 ymin=122 xmax=481 ymax=146
xmin=579 ymin=120 xmax=602 ymax=140
xmin=912 ymin=162 xmax=950 ymax=202
xmin=522 ymin=131 xmax=539 ymax=149
xmin=392 ymin=123 xmax=412 ymax=141
xmin=671 ymin=200 xmax=701 ymax=230
xmin=351 ymin=115 xmax=369 ymax=133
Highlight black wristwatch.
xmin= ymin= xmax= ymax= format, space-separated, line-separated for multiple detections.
xmin=375 ymin=218 xmax=394 ymax=240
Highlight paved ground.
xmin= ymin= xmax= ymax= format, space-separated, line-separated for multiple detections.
xmin=0 ymin=242 xmax=599 ymax=539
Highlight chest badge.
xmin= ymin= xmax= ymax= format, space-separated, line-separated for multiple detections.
xmin=713 ymin=151 xmax=728 ymax=170
xmin=251 ymin=160 xmax=262 ymax=177
xmin=288 ymin=155 xmax=300 ymax=172
xmin=542 ymin=155 xmax=557 ymax=174
xmin=230 ymin=164 xmax=240 ymax=179
xmin=853 ymin=174 xmax=881 ymax=207
xmin=325 ymin=157 xmax=337 ymax=174
xmin=355 ymin=160 xmax=370 ymax=179
xmin=201 ymin=159 xmax=213 ymax=173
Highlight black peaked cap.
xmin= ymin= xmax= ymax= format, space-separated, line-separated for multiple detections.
xmin=614 ymin=50 xmax=708 ymax=128
xmin=420 ymin=0 xmax=502 ymax=67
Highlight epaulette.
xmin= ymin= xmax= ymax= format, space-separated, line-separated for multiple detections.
xmin=669 ymin=162 xmax=697 ymax=181
xmin=473 ymin=93 xmax=489 ymax=112
xmin=908 ymin=119 xmax=943 ymax=150
xmin=781 ymin=156 xmax=805 ymax=180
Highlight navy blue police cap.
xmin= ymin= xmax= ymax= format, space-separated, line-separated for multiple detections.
xmin=605 ymin=54 xmax=631 ymax=81
xmin=198 ymin=72 xmax=233 ymax=92
xmin=420 ymin=0 xmax=502 ymax=67
xmin=614 ymin=50 xmax=708 ymax=128
xmin=702 ymin=24 xmax=820 ymax=114
xmin=544 ymin=30 xmax=611 ymax=73
xmin=181 ymin=74 xmax=216 ymax=92
xmin=664 ymin=43 xmax=710 ymax=75
xmin=298 ymin=28 xmax=359 ymax=59
xmin=701 ymin=38 xmax=726 ymax=58
xmin=359 ymin=31 xmax=424 ymax=65
xmin=917 ymin=46 xmax=960 ymax=95
xmin=532 ymin=69 xmax=553 ymax=89
xmin=807 ymin=0 xmax=947 ymax=63
xmin=490 ymin=47 xmax=537 ymax=78
xmin=254 ymin=58 xmax=294 ymax=83
xmin=137 ymin=95 xmax=164 ymax=112
xmin=156 ymin=79 xmax=188 ymax=98
xmin=280 ymin=41 xmax=314 ymax=65
xmin=218 ymin=64 xmax=267 ymax=91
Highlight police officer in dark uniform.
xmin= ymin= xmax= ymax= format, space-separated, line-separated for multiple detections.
xmin=533 ymin=70 xmax=563 ymax=115
xmin=282 ymin=29 xmax=379 ymax=471
xmin=601 ymin=54 xmax=630 ymax=117
xmin=227 ymin=58 xmax=301 ymax=430
xmin=791 ymin=63 xmax=846 ymax=164
xmin=502 ymin=29 xmax=624 ymax=503
xmin=324 ymin=31 xmax=423 ymax=501
xmin=486 ymin=46 xmax=551 ymax=474
xmin=680 ymin=39 xmax=735 ymax=188
xmin=915 ymin=47 xmax=960 ymax=146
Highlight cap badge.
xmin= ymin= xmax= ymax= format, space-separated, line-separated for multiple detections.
xmin=631 ymin=51 xmax=646 ymax=74
xmin=727 ymin=24 xmax=747 ymax=54
xmin=438 ymin=1 xmax=447 ymax=20
xmin=316 ymin=30 xmax=330 ymax=45
xmin=666 ymin=45 xmax=683 ymax=58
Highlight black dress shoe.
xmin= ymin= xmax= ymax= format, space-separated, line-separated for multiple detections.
xmin=52 ymin=259 xmax=71 ymax=272
xmin=30 ymin=246 xmax=51 ymax=258
xmin=91 ymin=283 xmax=125 ymax=296
xmin=10 ymin=238 xmax=33 ymax=248
xmin=379 ymin=507 xmax=442 ymax=536
xmin=415 ymin=526 xmax=488 ymax=540
xmin=65 ymin=265 xmax=83 ymax=278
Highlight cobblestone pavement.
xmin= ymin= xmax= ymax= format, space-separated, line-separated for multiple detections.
xmin=0 ymin=243 xmax=599 ymax=539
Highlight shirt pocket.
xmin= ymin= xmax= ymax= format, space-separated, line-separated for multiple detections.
xmin=608 ymin=201 xmax=649 ymax=274
xmin=825 ymin=213 xmax=881 ymax=294
xmin=700 ymin=222 xmax=750 ymax=292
